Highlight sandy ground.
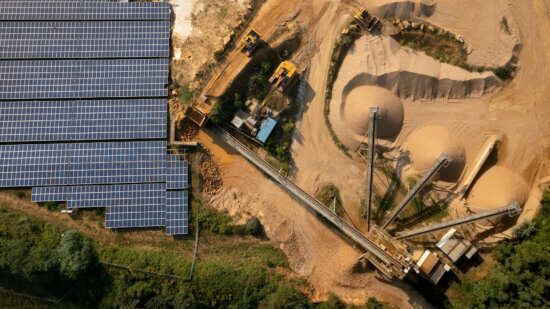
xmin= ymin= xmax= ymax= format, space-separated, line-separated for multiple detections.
xmin=181 ymin=0 xmax=550 ymax=305
xmin=171 ymin=0 xmax=251 ymax=85
xmin=199 ymin=129 xmax=429 ymax=307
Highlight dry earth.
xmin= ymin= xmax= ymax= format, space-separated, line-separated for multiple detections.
xmin=170 ymin=0 xmax=251 ymax=86
xmin=186 ymin=0 xmax=549 ymax=306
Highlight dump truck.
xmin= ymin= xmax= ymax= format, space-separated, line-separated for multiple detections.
xmin=240 ymin=28 xmax=261 ymax=56
xmin=268 ymin=61 xmax=297 ymax=90
xmin=355 ymin=7 xmax=380 ymax=31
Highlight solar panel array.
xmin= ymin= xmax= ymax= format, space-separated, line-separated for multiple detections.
xmin=0 ymin=99 xmax=167 ymax=143
xmin=0 ymin=59 xmax=169 ymax=100
xmin=0 ymin=1 xmax=189 ymax=235
xmin=0 ymin=2 xmax=170 ymax=21
xmin=0 ymin=21 xmax=170 ymax=59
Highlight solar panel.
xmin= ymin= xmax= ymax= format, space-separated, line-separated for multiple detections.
xmin=0 ymin=21 xmax=170 ymax=59
xmin=166 ymin=156 xmax=189 ymax=190
xmin=32 ymin=183 xmax=166 ymax=208
xmin=31 ymin=186 xmax=66 ymax=203
xmin=0 ymin=141 xmax=167 ymax=187
xmin=0 ymin=2 xmax=170 ymax=21
xmin=0 ymin=59 xmax=169 ymax=100
xmin=166 ymin=190 xmax=189 ymax=235
xmin=105 ymin=200 xmax=166 ymax=229
xmin=0 ymin=99 xmax=167 ymax=143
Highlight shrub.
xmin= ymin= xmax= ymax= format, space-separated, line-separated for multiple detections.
xmin=57 ymin=230 xmax=94 ymax=280
xmin=213 ymin=50 xmax=224 ymax=62
xmin=245 ymin=217 xmax=264 ymax=237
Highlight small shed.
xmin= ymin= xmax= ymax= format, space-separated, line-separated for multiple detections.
xmin=436 ymin=228 xmax=478 ymax=262
xmin=255 ymin=117 xmax=278 ymax=144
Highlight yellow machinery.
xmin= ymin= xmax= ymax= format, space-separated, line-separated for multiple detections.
xmin=355 ymin=7 xmax=380 ymax=31
xmin=268 ymin=61 xmax=297 ymax=90
xmin=240 ymin=28 xmax=261 ymax=56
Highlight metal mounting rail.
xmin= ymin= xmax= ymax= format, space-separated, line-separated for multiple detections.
xmin=215 ymin=127 xmax=412 ymax=279
xmin=382 ymin=153 xmax=453 ymax=230
xmin=395 ymin=202 xmax=521 ymax=239
xmin=362 ymin=107 xmax=380 ymax=232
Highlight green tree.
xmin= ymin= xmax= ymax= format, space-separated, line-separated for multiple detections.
xmin=57 ymin=230 xmax=94 ymax=280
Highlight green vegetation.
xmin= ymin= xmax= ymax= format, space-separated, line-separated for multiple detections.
xmin=315 ymin=184 xmax=345 ymax=216
xmin=323 ymin=24 xmax=363 ymax=155
xmin=315 ymin=293 xmax=386 ymax=308
xmin=0 ymin=204 xmax=304 ymax=307
xmin=450 ymin=191 xmax=550 ymax=308
xmin=265 ymin=81 xmax=300 ymax=173
xmin=210 ymin=60 xmax=276 ymax=126
xmin=0 ymin=203 xmax=388 ymax=308
xmin=213 ymin=50 xmax=224 ymax=62
xmin=181 ymin=83 xmax=194 ymax=105
xmin=393 ymin=28 xmax=468 ymax=68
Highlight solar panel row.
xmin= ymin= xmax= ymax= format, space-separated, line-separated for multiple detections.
xmin=166 ymin=190 xmax=189 ymax=235
xmin=0 ymin=21 xmax=170 ymax=59
xmin=32 ymin=183 xmax=166 ymax=208
xmin=0 ymin=99 xmax=167 ymax=142
xmin=0 ymin=141 xmax=167 ymax=187
xmin=32 ymin=182 xmax=187 ymax=235
xmin=167 ymin=156 xmax=189 ymax=190
xmin=0 ymin=59 xmax=169 ymax=100
xmin=0 ymin=2 xmax=171 ymax=21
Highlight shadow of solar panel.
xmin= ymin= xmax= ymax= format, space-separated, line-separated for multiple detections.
xmin=165 ymin=190 xmax=188 ymax=235
xmin=0 ymin=59 xmax=169 ymax=100
xmin=0 ymin=21 xmax=170 ymax=59
xmin=0 ymin=2 xmax=170 ymax=21
xmin=0 ymin=100 xmax=167 ymax=143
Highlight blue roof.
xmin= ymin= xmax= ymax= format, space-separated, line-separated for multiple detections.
xmin=256 ymin=117 xmax=278 ymax=144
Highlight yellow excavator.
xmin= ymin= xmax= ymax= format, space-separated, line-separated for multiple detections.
xmin=240 ymin=28 xmax=261 ymax=56
xmin=268 ymin=61 xmax=297 ymax=90
xmin=355 ymin=7 xmax=380 ymax=31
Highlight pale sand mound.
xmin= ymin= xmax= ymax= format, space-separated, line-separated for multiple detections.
xmin=402 ymin=125 xmax=465 ymax=182
xmin=331 ymin=85 xmax=404 ymax=150
xmin=467 ymin=166 xmax=529 ymax=210
xmin=331 ymin=35 xmax=501 ymax=102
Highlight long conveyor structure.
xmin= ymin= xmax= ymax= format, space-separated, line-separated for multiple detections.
xmin=216 ymin=127 xmax=414 ymax=279
xmin=382 ymin=153 xmax=453 ymax=230
xmin=395 ymin=202 xmax=522 ymax=239
xmin=362 ymin=107 xmax=381 ymax=232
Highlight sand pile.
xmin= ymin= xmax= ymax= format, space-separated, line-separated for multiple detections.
xmin=331 ymin=36 xmax=501 ymax=101
xmin=402 ymin=125 xmax=465 ymax=182
xmin=330 ymin=85 xmax=404 ymax=150
xmin=467 ymin=166 xmax=529 ymax=210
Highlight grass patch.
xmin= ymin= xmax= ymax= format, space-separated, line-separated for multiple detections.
xmin=0 ymin=203 xmax=387 ymax=308
xmin=315 ymin=184 xmax=344 ymax=216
